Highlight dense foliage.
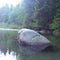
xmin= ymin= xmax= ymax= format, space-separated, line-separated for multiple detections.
xmin=0 ymin=0 xmax=60 ymax=31
xmin=50 ymin=0 xmax=60 ymax=30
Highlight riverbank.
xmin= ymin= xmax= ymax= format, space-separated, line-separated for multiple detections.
xmin=0 ymin=23 xmax=22 ymax=29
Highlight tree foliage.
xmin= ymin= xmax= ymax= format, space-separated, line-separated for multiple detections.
xmin=50 ymin=0 xmax=60 ymax=30
xmin=0 ymin=0 xmax=59 ymax=30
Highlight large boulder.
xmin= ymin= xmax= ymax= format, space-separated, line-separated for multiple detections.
xmin=18 ymin=28 xmax=53 ymax=51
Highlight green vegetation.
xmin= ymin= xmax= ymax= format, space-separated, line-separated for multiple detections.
xmin=0 ymin=31 xmax=17 ymax=49
xmin=0 ymin=0 xmax=60 ymax=31
xmin=0 ymin=23 xmax=23 ymax=29
xmin=0 ymin=0 xmax=60 ymax=60
xmin=50 ymin=0 xmax=60 ymax=30
xmin=50 ymin=9 xmax=60 ymax=30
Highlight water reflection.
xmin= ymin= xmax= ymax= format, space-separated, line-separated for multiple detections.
xmin=0 ymin=31 xmax=38 ymax=60
xmin=0 ymin=50 xmax=17 ymax=60
xmin=0 ymin=31 xmax=60 ymax=60
xmin=0 ymin=31 xmax=19 ymax=60
xmin=19 ymin=46 xmax=38 ymax=55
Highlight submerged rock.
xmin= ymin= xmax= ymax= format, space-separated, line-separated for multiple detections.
xmin=18 ymin=28 xmax=53 ymax=51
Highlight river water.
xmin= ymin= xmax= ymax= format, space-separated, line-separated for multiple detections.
xmin=0 ymin=30 xmax=60 ymax=60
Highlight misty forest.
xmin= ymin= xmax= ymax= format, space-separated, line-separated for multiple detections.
xmin=0 ymin=0 xmax=60 ymax=31
xmin=0 ymin=0 xmax=60 ymax=60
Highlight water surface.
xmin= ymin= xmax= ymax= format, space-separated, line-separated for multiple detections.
xmin=0 ymin=31 xmax=60 ymax=60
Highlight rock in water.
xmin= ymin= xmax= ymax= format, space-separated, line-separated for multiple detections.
xmin=18 ymin=28 xmax=53 ymax=51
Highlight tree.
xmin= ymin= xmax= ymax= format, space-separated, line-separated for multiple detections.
xmin=50 ymin=0 xmax=60 ymax=30
xmin=0 ymin=0 xmax=59 ymax=30
xmin=50 ymin=9 xmax=60 ymax=30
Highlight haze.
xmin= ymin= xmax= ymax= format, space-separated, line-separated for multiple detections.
xmin=0 ymin=0 xmax=23 ymax=7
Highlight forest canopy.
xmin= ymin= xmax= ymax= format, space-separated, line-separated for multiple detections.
xmin=0 ymin=0 xmax=60 ymax=31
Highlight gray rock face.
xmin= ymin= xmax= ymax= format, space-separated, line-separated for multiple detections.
xmin=18 ymin=28 xmax=53 ymax=51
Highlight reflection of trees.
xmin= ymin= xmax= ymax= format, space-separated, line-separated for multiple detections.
xmin=0 ymin=31 xmax=18 ymax=54
xmin=0 ymin=30 xmax=37 ymax=60
xmin=0 ymin=48 xmax=14 ymax=55
xmin=0 ymin=31 xmax=36 ymax=60
xmin=0 ymin=48 xmax=7 ymax=55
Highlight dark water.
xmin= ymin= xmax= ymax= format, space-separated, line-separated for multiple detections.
xmin=0 ymin=31 xmax=60 ymax=60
